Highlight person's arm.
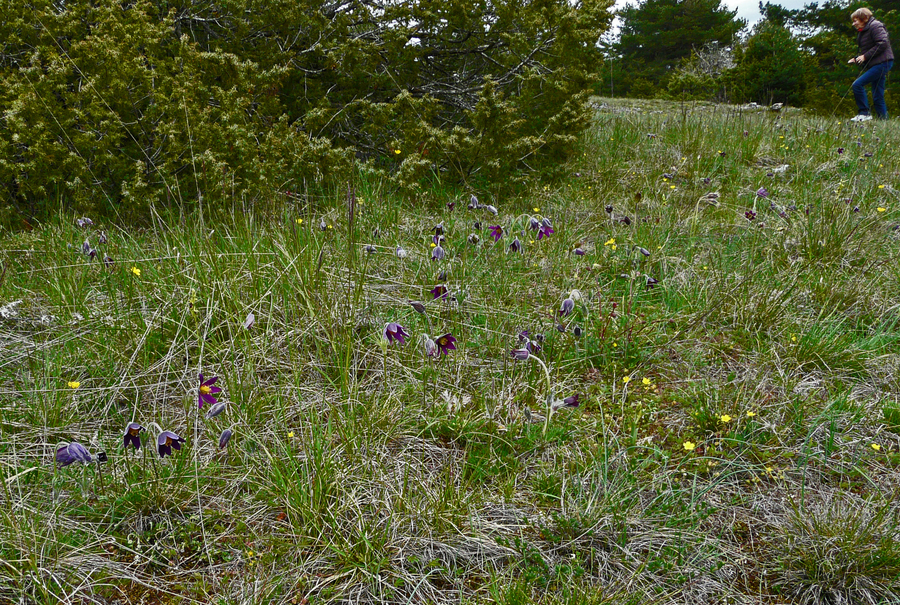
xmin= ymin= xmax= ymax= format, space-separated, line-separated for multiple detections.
xmin=862 ymin=22 xmax=889 ymax=62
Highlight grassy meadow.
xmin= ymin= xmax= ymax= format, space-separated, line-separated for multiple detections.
xmin=2 ymin=98 xmax=900 ymax=604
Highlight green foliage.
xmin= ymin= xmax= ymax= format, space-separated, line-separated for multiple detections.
xmin=0 ymin=0 xmax=612 ymax=225
xmin=728 ymin=21 xmax=808 ymax=105
xmin=616 ymin=0 xmax=745 ymax=97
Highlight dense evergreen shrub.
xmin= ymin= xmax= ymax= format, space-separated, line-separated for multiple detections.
xmin=0 ymin=0 xmax=612 ymax=224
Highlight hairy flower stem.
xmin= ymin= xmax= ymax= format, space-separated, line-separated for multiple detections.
xmin=527 ymin=354 xmax=554 ymax=437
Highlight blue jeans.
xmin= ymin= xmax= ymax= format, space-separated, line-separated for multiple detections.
xmin=853 ymin=60 xmax=893 ymax=119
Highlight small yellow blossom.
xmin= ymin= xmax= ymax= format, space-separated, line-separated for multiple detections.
xmin=746 ymin=411 xmax=756 ymax=418
xmin=394 ymin=149 xmax=401 ymax=155
xmin=67 ymin=381 xmax=80 ymax=389
xmin=430 ymin=242 xmax=436 ymax=248
xmin=288 ymin=431 xmax=294 ymax=438
xmin=720 ymin=414 xmax=732 ymax=423
xmin=878 ymin=184 xmax=885 ymax=189
xmin=296 ymin=218 xmax=303 ymax=225
xmin=642 ymin=377 xmax=651 ymax=386
xmin=683 ymin=441 xmax=696 ymax=451
xmin=670 ymin=185 xmax=676 ymax=189
xmin=877 ymin=207 xmax=886 ymax=212
xmin=622 ymin=376 xmax=631 ymax=384
xmin=612 ymin=342 xmax=617 ymax=348
xmin=131 ymin=266 xmax=141 ymax=276
xmin=871 ymin=443 xmax=881 ymax=451
xmin=533 ymin=207 xmax=540 ymax=213
xmin=529 ymin=240 xmax=535 ymax=244
xmin=604 ymin=238 xmax=616 ymax=247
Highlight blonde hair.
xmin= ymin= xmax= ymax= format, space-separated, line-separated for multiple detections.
xmin=851 ymin=8 xmax=873 ymax=23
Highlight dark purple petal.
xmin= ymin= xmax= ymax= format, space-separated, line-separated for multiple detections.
xmin=410 ymin=301 xmax=426 ymax=314
xmin=559 ymin=298 xmax=575 ymax=317
xmin=157 ymin=431 xmax=185 ymax=458
xmin=436 ymin=333 xmax=456 ymax=355
xmin=219 ymin=429 xmax=233 ymax=449
xmin=69 ymin=442 xmax=93 ymax=464
xmin=430 ymin=285 xmax=449 ymax=300
xmin=384 ymin=322 xmax=409 ymax=345
xmin=488 ymin=225 xmax=503 ymax=242
xmin=205 ymin=401 xmax=227 ymax=419
xmin=431 ymin=245 xmax=445 ymax=261
xmin=124 ymin=422 xmax=144 ymax=450
xmin=56 ymin=444 xmax=77 ymax=467
xmin=511 ymin=348 xmax=530 ymax=361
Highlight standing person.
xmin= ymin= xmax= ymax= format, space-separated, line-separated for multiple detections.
xmin=848 ymin=8 xmax=894 ymax=121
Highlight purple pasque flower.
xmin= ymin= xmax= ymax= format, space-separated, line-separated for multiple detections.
xmin=435 ymin=333 xmax=457 ymax=356
xmin=538 ymin=219 xmax=554 ymax=240
xmin=529 ymin=217 xmax=541 ymax=231
xmin=157 ymin=431 xmax=185 ymax=458
xmin=509 ymin=237 xmax=523 ymax=253
xmin=431 ymin=244 xmax=445 ymax=261
xmin=573 ymin=247 xmax=585 ymax=256
xmin=383 ymin=322 xmax=410 ymax=345
xmin=123 ymin=422 xmax=144 ymax=450
xmin=524 ymin=338 xmax=541 ymax=354
xmin=745 ymin=210 xmax=757 ymax=221
xmin=552 ymin=394 xmax=580 ymax=411
xmin=559 ymin=297 xmax=575 ymax=317
xmin=56 ymin=442 xmax=93 ymax=467
xmin=756 ymin=187 xmax=769 ymax=198
xmin=488 ymin=225 xmax=503 ymax=242
xmin=433 ymin=223 xmax=444 ymax=236
xmin=103 ymin=255 xmax=114 ymax=268
xmin=218 ymin=428 xmax=233 ymax=449
xmin=511 ymin=348 xmax=530 ymax=361
xmin=205 ymin=401 xmax=227 ymax=419
xmin=485 ymin=204 xmax=498 ymax=216
xmin=75 ymin=217 xmax=93 ymax=228
xmin=837 ymin=147 xmax=844 ymax=154
xmin=424 ymin=336 xmax=437 ymax=357
xmin=409 ymin=300 xmax=426 ymax=314
xmin=198 ymin=374 xmax=222 ymax=409
xmin=469 ymin=194 xmax=480 ymax=210
xmin=430 ymin=285 xmax=449 ymax=300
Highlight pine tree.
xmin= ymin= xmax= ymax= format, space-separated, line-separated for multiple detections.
xmin=616 ymin=0 xmax=745 ymax=96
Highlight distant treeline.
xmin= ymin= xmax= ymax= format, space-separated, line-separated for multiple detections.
xmin=0 ymin=0 xmax=611 ymax=224
xmin=604 ymin=0 xmax=898 ymax=112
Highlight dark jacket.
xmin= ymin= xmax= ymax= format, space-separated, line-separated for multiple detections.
xmin=857 ymin=19 xmax=894 ymax=66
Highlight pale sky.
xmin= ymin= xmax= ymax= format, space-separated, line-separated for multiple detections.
xmin=612 ymin=0 xmax=821 ymax=29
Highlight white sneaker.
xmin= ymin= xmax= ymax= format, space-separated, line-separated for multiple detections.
xmin=850 ymin=114 xmax=873 ymax=122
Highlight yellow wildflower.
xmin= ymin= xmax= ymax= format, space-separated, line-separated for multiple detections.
xmin=67 ymin=381 xmax=80 ymax=389
xmin=683 ymin=441 xmax=696 ymax=451
xmin=131 ymin=266 xmax=141 ymax=276
xmin=720 ymin=414 xmax=732 ymax=423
